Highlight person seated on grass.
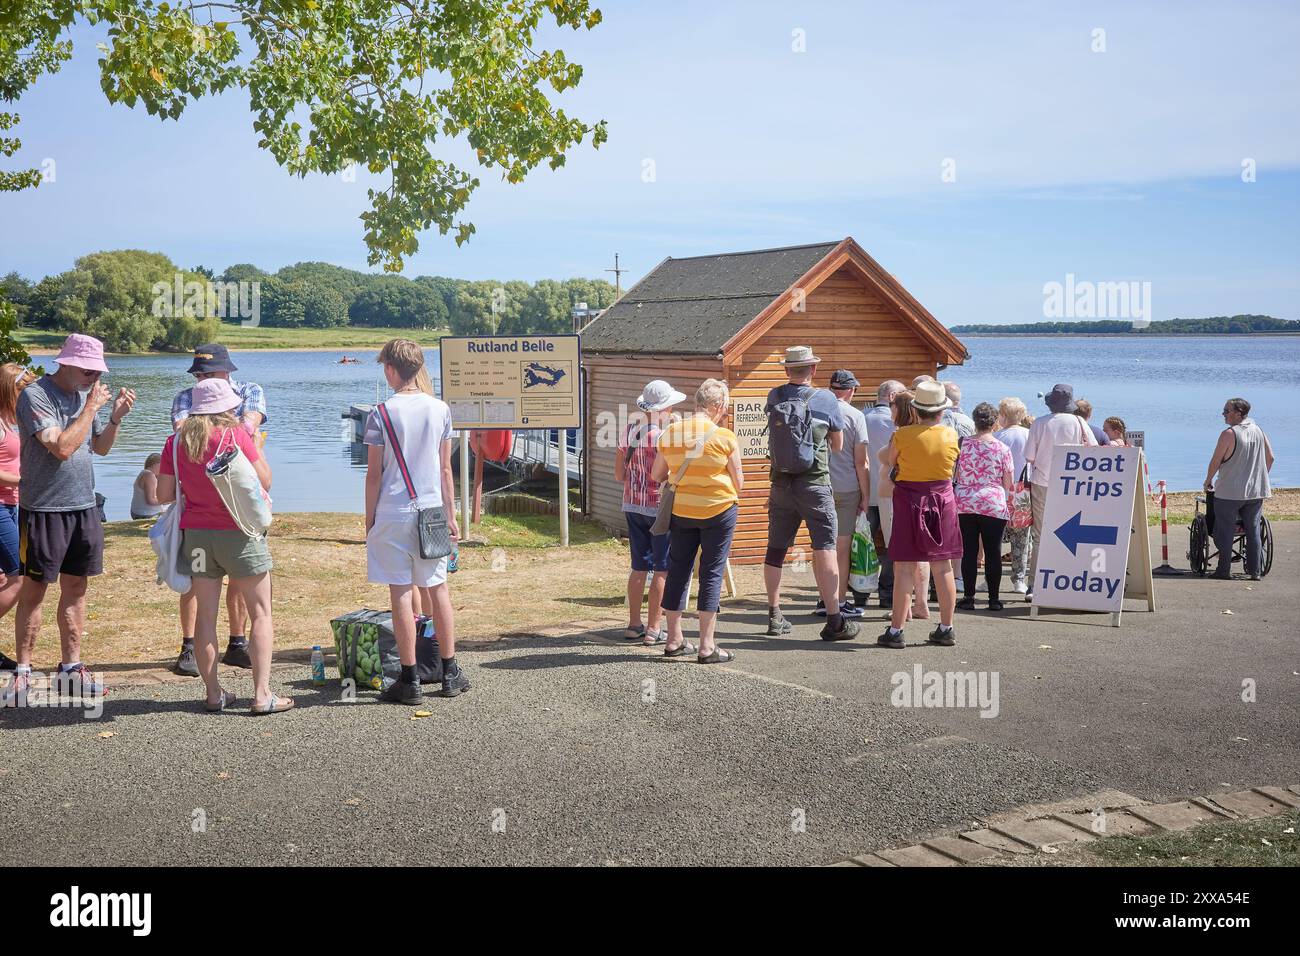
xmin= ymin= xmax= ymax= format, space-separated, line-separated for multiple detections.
xmin=155 ymin=378 xmax=290 ymax=715
xmin=130 ymin=453 xmax=168 ymax=520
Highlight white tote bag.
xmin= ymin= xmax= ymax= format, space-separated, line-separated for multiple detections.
xmin=206 ymin=428 xmax=273 ymax=537
xmin=149 ymin=436 xmax=191 ymax=593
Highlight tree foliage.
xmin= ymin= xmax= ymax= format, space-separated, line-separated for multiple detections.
xmin=15 ymin=248 xmax=220 ymax=351
xmin=0 ymin=1 xmax=607 ymax=272
xmin=9 ymin=249 xmax=619 ymax=345
xmin=949 ymin=316 xmax=1299 ymax=335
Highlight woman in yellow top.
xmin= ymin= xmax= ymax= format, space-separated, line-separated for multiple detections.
xmin=877 ymin=380 xmax=962 ymax=649
xmin=651 ymin=379 xmax=743 ymax=664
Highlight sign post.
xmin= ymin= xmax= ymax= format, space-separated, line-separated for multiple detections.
xmin=1029 ymin=445 xmax=1155 ymax=626
xmin=459 ymin=430 xmax=471 ymax=539
xmin=440 ymin=335 xmax=582 ymax=544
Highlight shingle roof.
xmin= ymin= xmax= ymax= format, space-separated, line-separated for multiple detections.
xmin=580 ymin=241 xmax=841 ymax=354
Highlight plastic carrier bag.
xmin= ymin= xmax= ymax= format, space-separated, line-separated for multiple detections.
xmin=849 ymin=511 xmax=880 ymax=593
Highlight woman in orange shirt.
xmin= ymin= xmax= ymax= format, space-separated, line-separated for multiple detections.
xmin=652 ymin=379 xmax=744 ymax=664
xmin=877 ymin=381 xmax=962 ymax=648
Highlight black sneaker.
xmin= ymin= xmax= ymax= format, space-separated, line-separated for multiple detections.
xmin=820 ymin=617 xmax=861 ymax=642
xmin=380 ymin=678 xmax=422 ymax=704
xmin=876 ymin=594 xmax=893 ymax=609
xmin=876 ymin=628 xmax=905 ymax=649
xmin=766 ymin=614 xmax=792 ymax=636
xmin=927 ymin=625 xmax=955 ymax=647
xmin=174 ymin=645 xmax=199 ymax=677
xmin=221 ymin=641 xmax=252 ymax=669
xmin=439 ymin=664 xmax=471 ymax=698
xmin=956 ymin=597 xmax=977 ymax=611
xmin=813 ymin=600 xmax=828 ymax=617
xmin=0 ymin=651 xmax=16 ymax=672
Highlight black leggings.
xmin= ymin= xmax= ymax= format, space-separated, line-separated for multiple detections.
xmin=959 ymin=513 xmax=1007 ymax=600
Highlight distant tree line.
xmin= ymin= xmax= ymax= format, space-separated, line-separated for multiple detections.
xmin=1 ymin=251 xmax=618 ymax=352
xmin=949 ymin=316 xmax=1298 ymax=335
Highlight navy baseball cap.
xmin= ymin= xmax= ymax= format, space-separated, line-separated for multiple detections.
xmin=829 ymin=369 xmax=860 ymax=389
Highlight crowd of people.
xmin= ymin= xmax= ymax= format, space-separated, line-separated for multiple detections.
xmin=0 ymin=334 xmax=468 ymax=712
xmin=618 ymin=345 xmax=1278 ymax=658
xmin=0 ymin=332 xmax=1279 ymax=708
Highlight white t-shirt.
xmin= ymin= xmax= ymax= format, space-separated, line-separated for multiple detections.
xmin=1023 ymin=412 xmax=1096 ymax=487
xmin=363 ymin=393 xmax=453 ymax=516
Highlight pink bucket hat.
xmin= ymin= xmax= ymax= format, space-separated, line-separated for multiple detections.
xmin=189 ymin=378 xmax=241 ymax=415
xmin=54 ymin=333 xmax=108 ymax=373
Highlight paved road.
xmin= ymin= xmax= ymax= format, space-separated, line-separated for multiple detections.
xmin=1 ymin=527 xmax=1295 ymax=865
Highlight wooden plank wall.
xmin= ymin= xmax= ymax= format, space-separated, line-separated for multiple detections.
xmin=583 ymin=353 xmax=723 ymax=533
xmin=725 ymin=265 xmax=943 ymax=564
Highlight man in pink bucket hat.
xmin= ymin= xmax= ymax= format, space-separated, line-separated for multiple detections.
xmin=2 ymin=334 xmax=135 ymax=704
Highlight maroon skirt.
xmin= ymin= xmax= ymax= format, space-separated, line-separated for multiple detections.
xmin=889 ymin=479 xmax=962 ymax=562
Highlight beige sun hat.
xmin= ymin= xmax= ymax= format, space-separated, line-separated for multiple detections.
xmin=779 ymin=345 xmax=821 ymax=366
xmin=911 ymin=380 xmax=953 ymax=413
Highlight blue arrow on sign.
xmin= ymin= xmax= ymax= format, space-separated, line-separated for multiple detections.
xmin=1054 ymin=511 xmax=1119 ymax=556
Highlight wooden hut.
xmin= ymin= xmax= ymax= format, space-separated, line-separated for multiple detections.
xmin=580 ymin=237 xmax=968 ymax=564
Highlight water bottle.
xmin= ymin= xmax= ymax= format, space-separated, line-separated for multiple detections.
xmin=310 ymin=645 xmax=326 ymax=685
xmin=448 ymin=544 xmax=459 ymax=573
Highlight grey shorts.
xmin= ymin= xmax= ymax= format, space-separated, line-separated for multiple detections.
xmin=768 ymin=479 xmax=837 ymax=552
xmin=183 ymin=528 xmax=273 ymax=579
xmin=833 ymin=491 xmax=861 ymax=538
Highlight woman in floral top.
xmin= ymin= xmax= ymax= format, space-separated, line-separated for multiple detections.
xmin=953 ymin=402 xmax=1014 ymax=610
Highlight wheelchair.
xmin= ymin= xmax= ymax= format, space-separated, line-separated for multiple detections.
xmin=1187 ymin=491 xmax=1273 ymax=577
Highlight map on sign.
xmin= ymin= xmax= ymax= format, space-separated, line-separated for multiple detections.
xmin=522 ymin=362 xmax=569 ymax=389
xmin=1033 ymin=444 xmax=1154 ymax=620
xmin=440 ymin=335 xmax=581 ymax=429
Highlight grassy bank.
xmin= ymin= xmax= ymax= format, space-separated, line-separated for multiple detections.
xmin=38 ymin=512 xmax=625 ymax=673
xmin=19 ymin=323 xmax=450 ymax=355
xmin=988 ymin=808 xmax=1300 ymax=867
xmin=1155 ymin=488 xmax=1299 ymax=524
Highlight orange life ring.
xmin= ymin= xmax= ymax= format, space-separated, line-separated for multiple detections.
xmin=470 ymin=429 xmax=513 ymax=463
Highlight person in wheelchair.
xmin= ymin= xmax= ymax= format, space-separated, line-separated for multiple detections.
xmin=1202 ymin=397 xmax=1275 ymax=580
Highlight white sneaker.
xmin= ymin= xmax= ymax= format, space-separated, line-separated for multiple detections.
xmin=1013 ymin=579 xmax=1029 ymax=595
xmin=975 ymin=579 xmax=988 ymax=592
xmin=954 ymin=578 xmax=965 ymax=593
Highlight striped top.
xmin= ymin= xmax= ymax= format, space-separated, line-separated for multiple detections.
xmin=656 ymin=415 xmax=739 ymax=520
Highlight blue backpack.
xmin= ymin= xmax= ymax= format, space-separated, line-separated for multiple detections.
xmin=767 ymin=386 xmax=816 ymax=474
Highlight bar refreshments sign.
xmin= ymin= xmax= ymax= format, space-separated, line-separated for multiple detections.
xmin=440 ymin=334 xmax=581 ymax=429
xmin=732 ymin=398 xmax=769 ymax=461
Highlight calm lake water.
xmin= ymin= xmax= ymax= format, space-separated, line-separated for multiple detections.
xmin=66 ymin=336 xmax=1298 ymax=520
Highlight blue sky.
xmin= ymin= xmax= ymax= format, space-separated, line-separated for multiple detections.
xmin=2 ymin=0 xmax=1297 ymax=324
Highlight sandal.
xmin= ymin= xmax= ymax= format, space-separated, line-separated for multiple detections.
xmin=251 ymin=694 xmax=295 ymax=715
xmin=622 ymin=624 xmax=647 ymax=641
xmin=663 ymin=641 xmax=698 ymax=658
xmin=697 ymin=648 xmax=735 ymax=664
xmin=204 ymin=689 xmax=236 ymax=713
xmin=641 ymin=629 xmax=667 ymax=646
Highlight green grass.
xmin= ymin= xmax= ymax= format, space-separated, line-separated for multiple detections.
xmin=18 ymin=323 xmax=449 ymax=353
xmin=469 ymin=512 xmax=612 ymax=549
xmin=1088 ymin=809 xmax=1300 ymax=866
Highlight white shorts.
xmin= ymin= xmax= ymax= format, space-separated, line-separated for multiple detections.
xmin=366 ymin=514 xmax=448 ymax=587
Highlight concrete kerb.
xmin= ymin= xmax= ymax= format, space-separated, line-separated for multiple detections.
xmin=829 ymin=784 xmax=1300 ymax=867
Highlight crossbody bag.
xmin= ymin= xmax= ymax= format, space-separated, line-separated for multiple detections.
xmin=376 ymin=402 xmax=453 ymax=560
